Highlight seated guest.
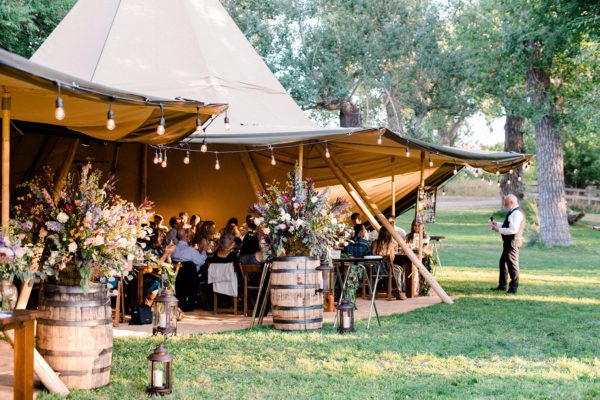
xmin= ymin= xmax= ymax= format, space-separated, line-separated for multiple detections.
xmin=211 ymin=234 xmax=238 ymax=264
xmin=223 ymin=223 xmax=242 ymax=239
xmin=189 ymin=214 xmax=201 ymax=235
xmin=151 ymin=214 xmax=167 ymax=233
xmin=343 ymin=224 xmax=371 ymax=257
xmin=179 ymin=211 xmax=189 ymax=227
xmin=371 ymin=228 xmax=405 ymax=299
xmin=405 ymin=219 xmax=432 ymax=254
xmin=388 ymin=216 xmax=407 ymax=239
xmin=239 ymin=214 xmax=254 ymax=237
xmin=164 ymin=216 xmax=182 ymax=247
xmin=172 ymin=228 xmax=207 ymax=311
xmin=350 ymin=212 xmax=362 ymax=226
xmin=219 ymin=217 xmax=239 ymax=235
xmin=193 ymin=220 xmax=217 ymax=253
xmin=239 ymin=217 xmax=264 ymax=265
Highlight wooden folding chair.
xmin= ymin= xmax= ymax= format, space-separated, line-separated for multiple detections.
xmin=239 ymin=263 xmax=263 ymax=317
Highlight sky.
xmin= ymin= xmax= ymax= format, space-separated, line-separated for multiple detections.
xmin=464 ymin=114 xmax=505 ymax=148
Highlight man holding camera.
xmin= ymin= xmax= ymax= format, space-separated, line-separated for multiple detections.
xmin=488 ymin=194 xmax=526 ymax=295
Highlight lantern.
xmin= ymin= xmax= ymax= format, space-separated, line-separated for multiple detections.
xmin=152 ymin=288 xmax=178 ymax=337
xmin=336 ymin=299 xmax=355 ymax=333
xmin=147 ymin=344 xmax=173 ymax=395
xmin=316 ymin=257 xmax=333 ymax=295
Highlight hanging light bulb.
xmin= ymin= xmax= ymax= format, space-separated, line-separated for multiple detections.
xmin=509 ymin=168 xmax=514 ymax=174
xmin=153 ymin=150 xmax=159 ymax=164
xmin=157 ymin=150 xmax=163 ymax=163
xmin=200 ymin=138 xmax=208 ymax=153
xmin=377 ymin=132 xmax=383 ymax=145
xmin=405 ymin=144 xmax=410 ymax=158
xmin=195 ymin=106 xmax=202 ymax=133
xmin=183 ymin=150 xmax=190 ymax=165
xmin=507 ymin=178 xmax=511 ymax=185
xmin=496 ymin=168 xmax=500 ymax=176
xmin=481 ymin=175 xmax=485 ymax=182
xmin=270 ymin=146 xmax=276 ymax=166
xmin=161 ymin=151 xmax=167 ymax=168
xmin=224 ymin=112 xmax=230 ymax=131
xmin=441 ymin=188 xmax=446 ymax=196
xmin=497 ymin=179 xmax=501 ymax=187
xmin=54 ymin=83 xmax=65 ymax=120
xmin=474 ymin=168 xmax=479 ymax=176
xmin=106 ymin=100 xmax=115 ymax=130
xmin=488 ymin=179 xmax=492 ymax=185
xmin=453 ymin=165 xmax=458 ymax=175
xmin=428 ymin=155 xmax=433 ymax=168
xmin=524 ymin=161 xmax=531 ymax=171
xmin=215 ymin=153 xmax=220 ymax=170
xmin=325 ymin=143 xmax=331 ymax=158
xmin=517 ymin=175 xmax=522 ymax=182
xmin=157 ymin=104 xmax=166 ymax=135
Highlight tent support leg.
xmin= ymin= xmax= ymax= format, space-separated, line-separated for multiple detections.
xmin=239 ymin=150 xmax=265 ymax=198
xmin=52 ymin=138 xmax=80 ymax=202
xmin=325 ymin=146 xmax=452 ymax=304
xmin=2 ymin=91 xmax=10 ymax=233
xmin=317 ymin=145 xmax=381 ymax=230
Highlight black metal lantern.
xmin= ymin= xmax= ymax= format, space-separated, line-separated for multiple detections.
xmin=147 ymin=344 xmax=173 ymax=395
xmin=152 ymin=288 xmax=178 ymax=336
xmin=336 ymin=299 xmax=355 ymax=333
xmin=316 ymin=257 xmax=333 ymax=295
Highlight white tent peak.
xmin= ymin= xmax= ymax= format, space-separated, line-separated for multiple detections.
xmin=31 ymin=0 xmax=317 ymax=135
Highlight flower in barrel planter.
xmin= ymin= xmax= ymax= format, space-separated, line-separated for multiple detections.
xmin=0 ymin=223 xmax=38 ymax=309
xmin=13 ymin=163 xmax=152 ymax=289
xmin=250 ymin=165 xmax=350 ymax=259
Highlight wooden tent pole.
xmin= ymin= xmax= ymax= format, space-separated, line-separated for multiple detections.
xmin=324 ymin=146 xmax=452 ymax=304
xmin=239 ymin=150 xmax=265 ymax=199
xmin=140 ymin=144 xmax=148 ymax=203
xmin=316 ymin=145 xmax=381 ymax=230
xmin=298 ymin=144 xmax=304 ymax=180
xmin=391 ymin=157 xmax=396 ymax=217
xmin=2 ymin=91 xmax=10 ymax=234
xmin=52 ymin=138 xmax=80 ymax=202
xmin=416 ymin=152 xmax=426 ymax=296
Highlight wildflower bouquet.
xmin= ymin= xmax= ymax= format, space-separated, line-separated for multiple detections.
xmin=0 ymin=222 xmax=38 ymax=281
xmin=13 ymin=164 xmax=152 ymax=288
xmin=250 ymin=166 xmax=350 ymax=259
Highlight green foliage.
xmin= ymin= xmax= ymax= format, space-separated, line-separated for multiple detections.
xmin=0 ymin=0 xmax=75 ymax=57
xmin=37 ymin=210 xmax=600 ymax=399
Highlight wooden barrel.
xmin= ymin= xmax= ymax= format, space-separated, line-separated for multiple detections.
xmin=37 ymin=283 xmax=113 ymax=389
xmin=270 ymin=256 xmax=323 ymax=330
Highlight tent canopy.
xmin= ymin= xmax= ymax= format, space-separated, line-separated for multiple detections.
xmin=0 ymin=48 xmax=227 ymax=145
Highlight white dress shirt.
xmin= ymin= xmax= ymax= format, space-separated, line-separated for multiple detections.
xmin=172 ymin=241 xmax=207 ymax=271
xmin=495 ymin=207 xmax=524 ymax=236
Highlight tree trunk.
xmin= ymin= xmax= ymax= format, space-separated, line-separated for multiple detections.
xmin=339 ymin=102 xmax=361 ymax=127
xmin=383 ymin=87 xmax=402 ymax=133
xmin=501 ymin=115 xmax=525 ymax=200
xmin=526 ymin=67 xmax=572 ymax=246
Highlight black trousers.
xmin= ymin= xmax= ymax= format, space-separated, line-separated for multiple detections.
xmin=499 ymin=239 xmax=520 ymax=290
xmin=175 ymin=263 xmax=199 ymax=311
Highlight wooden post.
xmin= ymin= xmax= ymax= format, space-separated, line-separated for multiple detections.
xmin=322 ymin=147 xmax=452 ymax=304
xmin=52 ymin=138 xmax=80 ymax=202
xmin=298 ymin=144 xmax=304 ymax=180
xmin=412 ymin=151 xmax=426 ymax=297
xmin=2 ymin=91 xmax=10 ymax=235
xmin=140 ymin=144 xmax=148 ymax=203
xmin=239 ymin=150 xmax=265 ymax=198
xmin=316 ymin=145 xmax=381 ymax=230
xmin=391 ymin=157 xmax=396 ymax=217
xmin=13 ymin=319 xmax=35 ymax=400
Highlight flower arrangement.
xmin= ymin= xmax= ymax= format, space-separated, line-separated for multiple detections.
xmin=250 ymin=165 xmax=351 ymax=259
xmin=0 ymin=223 xmax=38 ymax=281
xmin=13 ymin=164 xmax=152 ymax=289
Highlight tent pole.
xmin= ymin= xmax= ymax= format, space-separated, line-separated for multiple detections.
xmin=52 ymin=138 xmax=80 ymax=202
xmin=415 ymin=151 xmax=426 ymax=297
xmin=140 ymin=144 xmax=148 ymax=203
xmin=239 ymin=150 xmax=265 ymax=198
xmin=316 ymin=145 xmax=381 ymax=230
xmin=391 ymin=157 xmax=396 ymax=217
xmin=298 ymin=144 xmax=303 ymax=180
xmin=2 ymin=91 xmax=10 ymax=235
xmin=325 ymin=146 xmax=452 ymax=304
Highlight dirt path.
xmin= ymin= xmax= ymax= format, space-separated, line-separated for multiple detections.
xmin=437 ymin=196 xmax=499 ymax=211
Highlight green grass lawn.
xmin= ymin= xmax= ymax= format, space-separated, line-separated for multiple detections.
xmin=39 ymin=210 xmax=600 ymax=400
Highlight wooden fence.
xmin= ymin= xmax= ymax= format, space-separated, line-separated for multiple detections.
xmin=525 ymin=185 xmax=600 ymax=207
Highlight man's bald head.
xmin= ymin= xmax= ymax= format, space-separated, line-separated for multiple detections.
xmin=503 ymin=194 xmax=519 ymax=210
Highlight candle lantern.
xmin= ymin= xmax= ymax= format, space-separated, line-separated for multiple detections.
xmin=152 ymin=287 xmax=178 ymax=337
xmin=147 ymin=344 xmax=173 ymax=395
xmin=336 ymin=299 xmax=355 ymax=333
xmin=316 ymin=257 xmax=333 ymax=295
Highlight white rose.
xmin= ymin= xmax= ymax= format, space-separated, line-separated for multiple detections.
xmin=93 ymin=236 xmax=105 ymax=246
xmin=311 ymin=196 xmax=318 ymax=204
xmin=331 ymin=217 xmax=337 ymax=225
xmin=68 ymin=242 xmax=78 ymax=253
xmin=56 ymin=212 xmax=69 ymax=224
xmin=254 ymin=217 xmax=264 ymax=225
xmin=295 ymin=219 xmax=304 ymax=227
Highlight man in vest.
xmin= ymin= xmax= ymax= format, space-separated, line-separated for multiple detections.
xmin=488 ymin=194 xmax=525 ymax=294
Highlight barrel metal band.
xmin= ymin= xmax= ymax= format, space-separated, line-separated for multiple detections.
xmin=40 ymin=299 xmax=110 ymax=307
xmin=270 ymin=284 xmax=319 ymax=289
xmin=273 ymin=318 xmax=323 ymax=325
xmin=38 ymin=347 xmax=113 ymax=357
xmin=38 ymin=318 xmax=113 ymax=327
xmin=55 ymin=365 xmax=111 ymax=377
xmin=272 ymin=304 xmax=323 ymax=311
xmin=271 ymin=269 xmax=319 ymax=274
